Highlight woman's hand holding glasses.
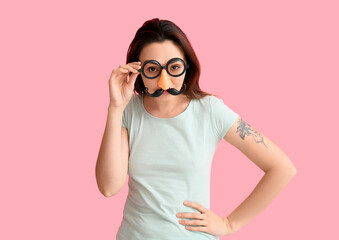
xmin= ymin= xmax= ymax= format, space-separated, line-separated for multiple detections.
xmin=108 ymin=61 xmax=141 ymax=109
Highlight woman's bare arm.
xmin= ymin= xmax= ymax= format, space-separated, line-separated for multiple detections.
xmin=95 ymin=105 xmax=128 ymax=197
xmin=223 ymin=116 xmax=297 ymax=232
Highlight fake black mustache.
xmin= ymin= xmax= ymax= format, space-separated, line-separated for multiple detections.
xmin=144 ymin=84 xmax=187 ymax=97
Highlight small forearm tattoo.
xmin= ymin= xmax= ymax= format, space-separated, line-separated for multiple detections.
xmin=236 ymin=118 xmax=268 ymax=148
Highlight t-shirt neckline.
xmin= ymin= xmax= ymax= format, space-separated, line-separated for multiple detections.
xmin=140 ymin=93 xmax=192 ymax=120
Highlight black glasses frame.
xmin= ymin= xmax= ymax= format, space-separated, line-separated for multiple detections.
xmin=138 ymin=57 xmax=190 ymax=79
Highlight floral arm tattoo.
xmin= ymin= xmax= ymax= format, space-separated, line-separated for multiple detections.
xmin=237 ymin=118 xmax=268 ymax=148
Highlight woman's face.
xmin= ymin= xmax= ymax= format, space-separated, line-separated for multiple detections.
xmin=138 ymin=40 xmax=187 ymax=96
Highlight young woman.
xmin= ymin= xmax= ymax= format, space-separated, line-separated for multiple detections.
xmin=95 ymin=18 xmax=297 ymax=240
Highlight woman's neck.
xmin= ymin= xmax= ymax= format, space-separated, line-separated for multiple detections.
xmin=143 ymin=93 xmax=189 ymax=114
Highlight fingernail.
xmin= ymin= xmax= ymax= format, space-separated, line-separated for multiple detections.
xmin=184 ymin=201 xmax=188 ymax=204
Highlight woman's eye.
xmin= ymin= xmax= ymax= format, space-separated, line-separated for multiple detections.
xmin=171 ymin=65 xmax=180 ymax=70
xmin=148 ymin=67 xmax=157 ymax=72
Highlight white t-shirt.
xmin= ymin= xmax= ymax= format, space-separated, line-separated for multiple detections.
xmin=116 ymin=93 xmax=239 ymax=240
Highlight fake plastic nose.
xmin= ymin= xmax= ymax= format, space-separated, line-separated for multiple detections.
xmin=158 ymin=68 xmax=172 ymax=90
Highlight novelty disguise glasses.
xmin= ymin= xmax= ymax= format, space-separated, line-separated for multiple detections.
xmin=138 ymin=57 xmax=190 ymax=79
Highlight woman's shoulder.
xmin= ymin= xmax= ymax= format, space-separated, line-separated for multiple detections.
xmin=206 ymin=94 xmax=228 ymax=106
xmin=193 ymin=94 xmax=219 ymax=106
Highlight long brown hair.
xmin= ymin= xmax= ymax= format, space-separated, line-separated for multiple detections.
xmin=126 ymin=18 xmax=216 ymax=100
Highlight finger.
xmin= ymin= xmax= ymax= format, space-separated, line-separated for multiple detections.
xmin=179 ymin=219 xmax=207 ymax=226
xmin=127 ymin=63 xmax=141 ymax=68
xmin=180 ymin=212 xmax=205 ymax=220
xmin=118 ymin=67 xmax=128 ymax=73
xmin=128 ymin=62 xmax=141 ymax=66
xmin=185 ymin=225 xmax=208 ymax=232
xmin=123 ymin=62 xmax=142 ymax=68
xmin=127 ymin=69 xmax=140 ymax=87
xmin=119 ymin=64 xmax=140 ymax=73
xmin=185 ymin=201 xmax=207 ymax=213
xmin=129 ymin=64 xmax=141 ymax=69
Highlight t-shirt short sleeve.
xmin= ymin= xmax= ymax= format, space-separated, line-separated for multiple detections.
xmin=122 ymin=108 xmax=127 ymax=129
xmin=121 ymin=94 xmax=135 ymax=130
xmin=210 ymin=96 xmax=239 ymax=140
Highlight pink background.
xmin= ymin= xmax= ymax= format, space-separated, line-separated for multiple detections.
xmin=1 ymin=0 xmax=338 ymax=239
